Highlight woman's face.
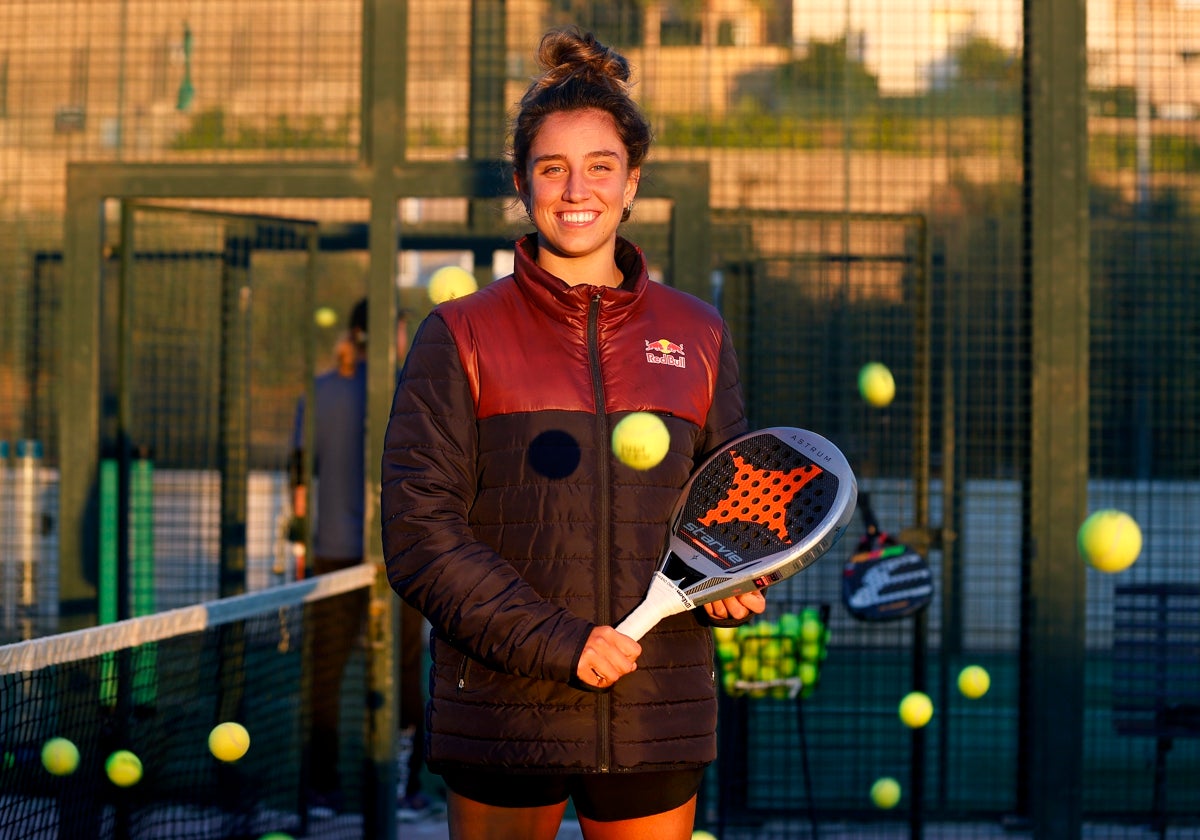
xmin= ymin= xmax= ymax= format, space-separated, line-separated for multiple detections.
xmin=517 ymin=108 xmax=640 ymax=271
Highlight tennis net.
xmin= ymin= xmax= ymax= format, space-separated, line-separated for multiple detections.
xmin=0 ymin=563 xmax=377 ymax=840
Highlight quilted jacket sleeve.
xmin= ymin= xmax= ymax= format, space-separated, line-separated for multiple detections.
xmin=380 ymin=314 xmax=594 ymax=683
xmin=699 ymin=322 xmax=749 ymax=456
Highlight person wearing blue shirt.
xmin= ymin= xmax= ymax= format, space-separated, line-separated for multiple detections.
xmin=290 ymin=300 xmax=369 ymax=813
xmin=290 ymin=300 xmax=433 ymax=817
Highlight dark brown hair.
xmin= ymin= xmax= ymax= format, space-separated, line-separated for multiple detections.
xmin=510 ymin=27 xmax=652 ymax=185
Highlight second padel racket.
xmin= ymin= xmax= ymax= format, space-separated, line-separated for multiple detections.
xmin=841 ymin=491 xmax=933 ymax=621
xmin=615 ymin=427 xmax=858 ymax=640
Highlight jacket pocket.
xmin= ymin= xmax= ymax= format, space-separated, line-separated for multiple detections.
xmin=456 ymin=655 xmax=471 ymax=696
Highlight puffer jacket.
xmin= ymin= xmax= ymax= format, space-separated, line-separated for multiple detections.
xmin=381 ymin=233 xmax=747 ymax=775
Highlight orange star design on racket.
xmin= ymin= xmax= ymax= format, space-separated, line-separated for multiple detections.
xmin=698 ymin=452 xmax=823 ymax=544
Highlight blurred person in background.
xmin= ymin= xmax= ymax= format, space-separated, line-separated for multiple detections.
xmin=290 ymin=300 xmax=436 ymax=818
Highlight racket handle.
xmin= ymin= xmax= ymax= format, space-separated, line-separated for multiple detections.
xmin=614 ymin=603 xmax=662 ymax=641
xmin=614 ymin=572 xmax=691 ymax=641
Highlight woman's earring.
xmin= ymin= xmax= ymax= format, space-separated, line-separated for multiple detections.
xmin=622 ymin=201 xmax=634 ymax=222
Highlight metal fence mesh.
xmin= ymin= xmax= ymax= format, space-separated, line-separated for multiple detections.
xmin=1 ymin=1 xmax=1199 ymax=837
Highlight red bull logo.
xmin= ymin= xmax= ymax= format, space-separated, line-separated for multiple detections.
xmin=645 ymin=338 xmax=686 ymax=368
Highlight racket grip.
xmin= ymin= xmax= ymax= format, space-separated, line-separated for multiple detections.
xmin=614 ymin=602 xmax=663 ymax=641
xmin=614 ymin=572 xmax=692 ymax=641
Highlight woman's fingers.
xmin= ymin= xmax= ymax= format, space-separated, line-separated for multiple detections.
xmin=703 ymin=589 xmax=768 ymax=622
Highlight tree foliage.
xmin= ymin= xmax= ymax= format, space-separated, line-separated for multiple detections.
xmin=733 ymin=36 xmax=880 ymax=115
xmin=952 ymin=35 xmax=1021 ymax=92
xmin=782 ymin=38 xmax=879 ymax=100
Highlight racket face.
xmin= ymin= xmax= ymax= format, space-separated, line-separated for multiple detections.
xmin=660 ymin=428 xmax=857 ymax=604
xmin=842 ymin=541 xmax=933 ymax=620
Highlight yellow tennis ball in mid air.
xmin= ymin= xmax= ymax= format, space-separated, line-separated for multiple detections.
xmin=313 ymin=306 xmax=338 ymax=328
xmin=428 ymin=266 xmax=478 ymax=304
xmin=871 ymin=776 xmax=901 ymax=809
xmin=41 ymin=737 xmax=80 ymax=776
xmin=898 ymin=691 xmax=933 ymax=728
xmin=611 ymin=412 xmax=671 ymax=470
xmin=691 ymin=832 xmax=719 ymax=840
xmin=858 ymin=362 xmax=895 ymax=407
xmin=1078 ymin=509 xmax=1142 ymax=573
xmin=957 ymin=665 xmax=991 ymax=699
xmin=208 ymin=721 xmax=250 ymax=763
xmin=105 ymin=750 xmax=143 ymax=787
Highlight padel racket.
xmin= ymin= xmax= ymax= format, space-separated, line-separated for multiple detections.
xmin=841 ymin=491 xmax=933 ymax=621
xmin=615 ymin=427 xmax=858 ymax=641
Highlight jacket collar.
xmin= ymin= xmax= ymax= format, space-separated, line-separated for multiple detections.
xmin=512 ymin=234 xmax=650 ymax=329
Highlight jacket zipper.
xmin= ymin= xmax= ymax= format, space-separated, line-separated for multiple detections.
xmin=456 ymin=655 xmax=470 ymax=695
xmin=587 ymin=292 xmax=613 ymax=772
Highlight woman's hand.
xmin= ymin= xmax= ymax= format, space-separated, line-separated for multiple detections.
xmin=577 ymin=626 xmax=642 ymax=689
xmin=703 ymin=589 xmax=767 ymax=623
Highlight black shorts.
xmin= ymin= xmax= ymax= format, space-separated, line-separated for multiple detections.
xmin=438 ymin=766 xmax=707 ymax=822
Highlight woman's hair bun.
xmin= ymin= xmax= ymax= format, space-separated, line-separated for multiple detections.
xmin=509 ymin=25 xmax=652 ymax=176
xmin=534 ymin=26 xmax=631 ymax=93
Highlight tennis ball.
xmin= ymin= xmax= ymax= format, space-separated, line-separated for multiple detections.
xmin=41 ymin=737 xmax=80 ymax=776
xmin=692 ymin=832 xmax=719 ymax=840
xmin=717 ymin=641 xmax=740 ymax=663
xmin=313 ymin=306 xmax=338 ymax=328
xmin=957 ymin=665 xmax=991 ymax=699
xmin=208 ymin=721 xmax=250 ymax=763
xmin=257 ymin=834 xmax=296 ymax=840
xmin=754 ymin=620 xmax=778 ymax=638
xmin=871 ymin=776 xmax=901 ymax=809
xmin=738 ymin=654 xmax=761 ymax=681
xmin=777 ymin=612 xmax=802 ymax=637
xmin=428 ymin=265 xmax=478 ymax=304
xmin=105 ymin=749 xmax=143 ymax=787
xmin=611 ymin=412 xmax=670 ymax=471
xmin=1078 ymin=509 xmax=1142 ymax=573
xmin=858 ymin=362 xmax=895 ymax=407
xmin=798 ymin=662 xmax=818 ymax=686
xmin=712 ymin=626 xmax=738 ymax=644
xmin=898 ymin=691 xmax=933 ymax=728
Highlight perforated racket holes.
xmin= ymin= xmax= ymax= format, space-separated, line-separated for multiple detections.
xmin=787 ymin=483 xmax=832 ymax=537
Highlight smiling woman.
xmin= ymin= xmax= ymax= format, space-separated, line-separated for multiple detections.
xmin=381 ymin=26 xmax=760 ymax=840
xmin=509 ymin=31 xmax=650 ymax=289
xmin=517 ymin=108 xmax=639 ymax=284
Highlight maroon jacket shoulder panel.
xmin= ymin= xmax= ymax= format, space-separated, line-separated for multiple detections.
xmin=437 ymin=236 xmax=723 ymax=426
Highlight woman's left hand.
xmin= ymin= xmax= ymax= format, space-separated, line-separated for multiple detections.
xmin=703 ymin=589 xmax=767 ymax=623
